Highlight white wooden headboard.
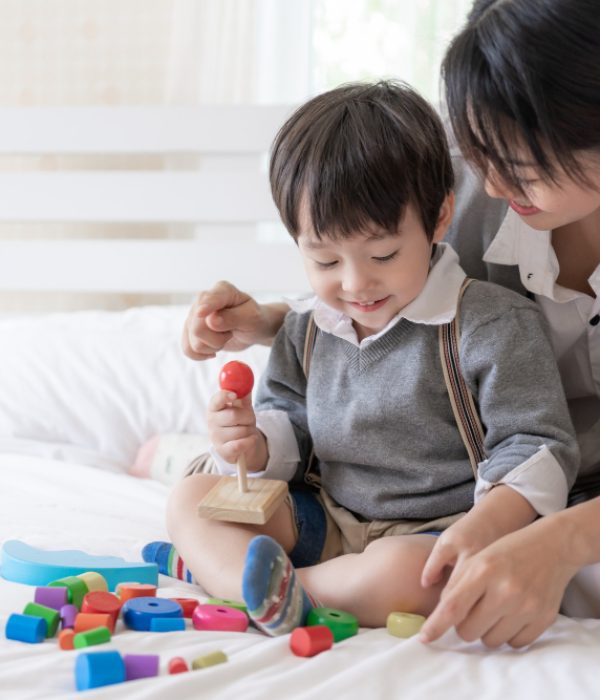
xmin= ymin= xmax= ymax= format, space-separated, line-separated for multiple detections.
xmin=0 ymin=106 xmax=306 ymax=308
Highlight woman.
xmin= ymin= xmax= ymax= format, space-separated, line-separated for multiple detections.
xmin=182 ymin=0 xmax=600 ymax=648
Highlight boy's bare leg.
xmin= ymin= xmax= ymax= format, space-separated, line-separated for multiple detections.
xmin=297 ymin=535 xmax=446 ymax=628
xmin=165 ymin=473 xmax=297 ymax=599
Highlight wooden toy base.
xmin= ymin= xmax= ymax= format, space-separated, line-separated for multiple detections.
xmin=197 ymin=477 xmax=288 ymax=525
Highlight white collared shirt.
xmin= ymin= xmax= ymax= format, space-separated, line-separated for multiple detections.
xmin=484 ymin=209 xmax=600 ymax=479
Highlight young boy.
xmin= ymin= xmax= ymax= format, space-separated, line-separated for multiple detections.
xmin=145 ymin=81 xmax=578 ymax=636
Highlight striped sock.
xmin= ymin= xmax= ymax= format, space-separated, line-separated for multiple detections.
xmin=242 ymin=535 xmax=315 ymax=637
xmin=141 ymin=541 xmax=196 ymax=584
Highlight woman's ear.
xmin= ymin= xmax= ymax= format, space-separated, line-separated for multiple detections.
xmin=432 ymin=191 xmax=455 ymax=243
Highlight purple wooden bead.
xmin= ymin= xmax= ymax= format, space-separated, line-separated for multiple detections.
xmin=34 ymin=586 xmax=68 ymax=610
xmin=60 ymin=604 xmax=78 ymax=629
xmin=192 ymin=604 xmax=249 ymax=632
xmin=123 ymin=654 xmax=160 ymax=681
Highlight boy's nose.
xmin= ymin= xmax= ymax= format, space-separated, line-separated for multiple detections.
xmin=341 ymin=267 xmax=373 ymax=295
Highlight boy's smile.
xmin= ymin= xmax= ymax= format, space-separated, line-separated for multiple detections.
xmin=297 ymin=197 xmax=453 ymax=342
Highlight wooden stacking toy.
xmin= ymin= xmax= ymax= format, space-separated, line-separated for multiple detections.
xmin=197 ymin=361 xmax=288 ymax=524
xmin=386 ymin=611 xmax=426 ymax=638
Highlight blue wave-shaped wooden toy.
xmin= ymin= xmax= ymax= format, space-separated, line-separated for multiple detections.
xmin=0 ymin=540 xmax=158 ymax=591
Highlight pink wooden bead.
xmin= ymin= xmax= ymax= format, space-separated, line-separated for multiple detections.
xmin=192 ymin=604 xmax=248 ymax=632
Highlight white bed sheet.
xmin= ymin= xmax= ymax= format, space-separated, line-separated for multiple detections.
xmin=1 ymin=453 xmax=599 ymax=700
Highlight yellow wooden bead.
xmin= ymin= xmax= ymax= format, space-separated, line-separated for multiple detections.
xmin=191 ymin=651 xmax=228 ymax=670
xmin=386 ymin=612 xmax=425 ymax=639
xmin=77 ymin=572 xmax=108 ymax=593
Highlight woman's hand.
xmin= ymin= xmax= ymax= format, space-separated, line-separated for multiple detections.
xmin=420 ymin=514 xmax=579 ymax=648
xmin=182 ymin=281 xmax=288 ymax=360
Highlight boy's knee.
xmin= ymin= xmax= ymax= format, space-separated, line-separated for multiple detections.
xmin=166 ymin=473 xmax=222 ymax=526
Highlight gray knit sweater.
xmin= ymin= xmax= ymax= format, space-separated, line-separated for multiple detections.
xmin=254 ymin=281 xmax=579 ymax=521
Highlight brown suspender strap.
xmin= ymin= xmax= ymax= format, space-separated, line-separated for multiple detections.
xmin=439 ymin=278 xmax=486 ymax=478
xmin=301 ymin=312 xmax=320 ymax=488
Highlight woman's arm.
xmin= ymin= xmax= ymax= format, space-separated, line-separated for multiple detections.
xmin=420 ymin=496 xmax=600 ymax=648
xmin=182 ymin=281 xmax=289 ymax=360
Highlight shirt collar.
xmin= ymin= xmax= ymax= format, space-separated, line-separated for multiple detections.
xmin=483 ymin=208 xmax=581 ymax=302
xmin=287 ymin=242 xmax=466 ymax=347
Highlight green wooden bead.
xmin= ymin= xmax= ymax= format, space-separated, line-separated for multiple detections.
xmin=48 ymin=576 xmax=89 ymax=609
xmin=22 ymin=602 xmax=60 ymax=638
xmin=205 ymin=597 xmax=247 ymax=614
xmin=73 ymin=626 xmax=112 ymax=648
xmin=386 ymin=611 xmax=425 ymax=639
xmin=191 ymin=651 xmax=228 ymax=670
xmin=306 ymin=607 xmax=359 ymax=642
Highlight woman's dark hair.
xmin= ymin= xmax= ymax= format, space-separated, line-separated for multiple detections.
xmin=269 ymin=80 xmax=454 ymax=242
xmin=442 ymin=0 xmax=600 ymax=193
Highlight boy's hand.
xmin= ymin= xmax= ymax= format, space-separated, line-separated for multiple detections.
xmin=182 ymin=281 xmax=285 ymax=360
xmin=207 ymin=389 xmax=268 ymax=471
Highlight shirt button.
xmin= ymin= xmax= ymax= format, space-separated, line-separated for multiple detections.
xmin=590 ymin=314 xmax=600 ymax=326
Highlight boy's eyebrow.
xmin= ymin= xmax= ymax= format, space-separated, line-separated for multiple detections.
xmin=302 ymin=232 xmax=400 ymax=249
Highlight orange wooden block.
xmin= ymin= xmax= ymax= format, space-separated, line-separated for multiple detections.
xmin=170 ymin=598 xmax=199 ymax=618
xmin=81 ymin=591 xmax=122 ymax=627
xmin=74 ymin=612 xmax=114 ymax=634
xmin=197 ymin=476 xmax=288 ymax=525
xmin=116 ymin=583 xmax=157 ymax=602
xmin=58 ymin=628 xmax=75 ymax=650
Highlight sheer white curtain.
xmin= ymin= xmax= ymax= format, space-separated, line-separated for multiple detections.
xmin=165 ymin=0 xmax=313 ymax=104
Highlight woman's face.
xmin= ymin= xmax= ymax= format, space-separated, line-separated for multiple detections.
xmin=482 ymin=149 xmax=600 ymax=231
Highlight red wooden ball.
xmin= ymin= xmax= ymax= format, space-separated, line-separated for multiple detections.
xmin=219 ymin=361 xmax=254 ymax=399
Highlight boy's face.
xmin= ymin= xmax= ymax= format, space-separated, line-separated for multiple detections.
xmin=297 ymin=198 xmax=453 ymax=342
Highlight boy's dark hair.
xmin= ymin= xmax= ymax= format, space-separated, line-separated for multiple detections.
xmin=442 ymin=0 xmax=600 ymax=193
xmin=269 ymin=80 xmax=454 ymax=242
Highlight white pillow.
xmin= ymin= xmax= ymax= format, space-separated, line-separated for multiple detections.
xmin=0 ymin=306 xmax=271 ymax=471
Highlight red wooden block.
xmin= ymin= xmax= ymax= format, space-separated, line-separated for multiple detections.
xmin=168 ymin=656 xmax=189 ymax=674
xmin=170 ymin=598 xmax=199 ymax=618
xmin=290 ymin=625 xmax=334 ymax=657
xmin=81 ymin=591 xmax=122 ymax=628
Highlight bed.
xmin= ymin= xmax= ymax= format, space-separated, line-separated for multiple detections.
xmin=0 ymin=107 xmax=599 ymax=699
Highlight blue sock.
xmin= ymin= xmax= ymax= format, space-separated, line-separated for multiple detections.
xmin=141 ymin=541 xmax=195 ymax=584
xmin=242 ymin=535 xmax=315 ymax=636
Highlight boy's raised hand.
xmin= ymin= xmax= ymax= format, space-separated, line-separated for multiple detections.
xmin=207 ymin=389 xmax=268 ymax=471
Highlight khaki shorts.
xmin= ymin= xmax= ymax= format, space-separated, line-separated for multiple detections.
xmin=185 ymin=453 xmax=465 ymax=564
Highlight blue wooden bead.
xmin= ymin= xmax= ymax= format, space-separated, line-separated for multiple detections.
xmin=5 ymin=613 xmax=47 ymax=644
xmin=75 ymin=651 xmax=126 ymax=691
xmin=122 ymin=596 xmax=183 ymax=631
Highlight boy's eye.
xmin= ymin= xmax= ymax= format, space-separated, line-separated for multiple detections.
xmin=315 ymin=260 xmax=338 ymax=269
xmin=373 ymin=251 xmax=398 ymax=263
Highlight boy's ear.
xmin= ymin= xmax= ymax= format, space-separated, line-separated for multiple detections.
xmin=432 ymin=191 xmax=455 ymax=243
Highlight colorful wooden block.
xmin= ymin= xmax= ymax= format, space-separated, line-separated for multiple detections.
xmin=48 ymin=576 xmax=89 ymax=609
xmin=170 ymin=597 xmax=199 ymax=618
xmin=77 ymin=572 xmax=108 ymax=593
xmin=74 ymin=613 xmax=114 ymax=634
xmin=386 ymin=611 xmax=426 ymax=639
xmin=192 ymin=604 xmax=249 ymax=632
xmin=116 ymin=582 xmax=157 ymax=602
xmin=149 ymin=617 xmax=186 ymax=632
xmin=73 ymin=626 xmax=112 ymax=648
xmin=60 ymin=604 xmax=78 ymax=629
xmin=0 ymin=540 xmax=158 ymax=590
xmin=168 ymin=656 xmax=189 ymax=674
xmin=205 ymin=597 xmax=247 ymax=614
xmin=306 ymin=607 xmax=359 ymax=642
xmin=121 ymin=596 xmax=183 ymax=631
xmin=123 ymin=654 xmax=160 ymax=681
xmin=75 ymin=650 xmax=126 ymax=691
xmin=81 ymin=591 xmax=121 ymax=628
xmin=58 ymin=628 xmax=75 ymax=650
xmin=23 ymin=602 xmax=60 ymax=637
xmin=191 ymin=651 xmax=228 ymax=670
xmin=34 ymin=585 xmax=68 ymax=610
xmin=290 ymin=625 xmax=334 ymax=657
xmin=5 ymin=613 xmax=47 ymax=644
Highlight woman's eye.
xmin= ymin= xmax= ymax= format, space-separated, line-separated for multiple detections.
xmin=315 ymin=260 xmax=337 ymax=269
xmin=373 ymin=251 xmax=398 ymax=263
